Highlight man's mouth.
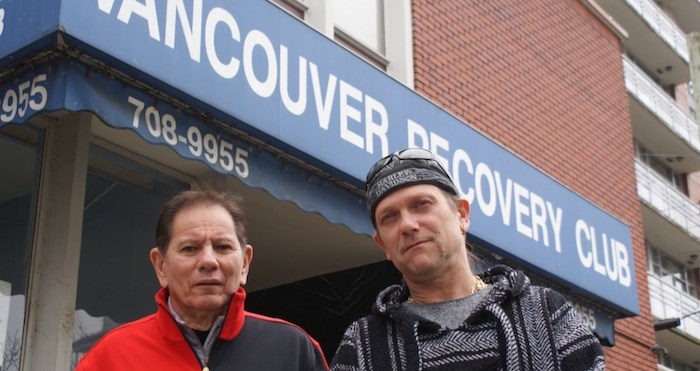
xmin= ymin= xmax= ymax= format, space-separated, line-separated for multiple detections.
xmin=402 ymin=239 xmax=430 ymax=253
xmin=195 ymin=279 xmax=222 ymax=286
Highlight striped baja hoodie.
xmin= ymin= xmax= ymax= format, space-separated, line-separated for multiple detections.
xmin=330 ymin=265 xmax=605 ymax=371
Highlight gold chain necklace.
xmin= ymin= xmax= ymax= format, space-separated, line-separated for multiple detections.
xmin=407 ymin=275 xmax=486 ymax=304
xmin=472 ymin=275 xmax=486 ymax=292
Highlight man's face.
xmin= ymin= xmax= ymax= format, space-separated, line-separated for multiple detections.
xmin=373 ymin=184 xmax=470 ymax=282
xmin=150 ymin=204 xmax=252 ymax=319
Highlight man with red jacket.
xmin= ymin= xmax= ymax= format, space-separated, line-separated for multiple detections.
xmin=77 ymin=190 xmax=328 ymax=370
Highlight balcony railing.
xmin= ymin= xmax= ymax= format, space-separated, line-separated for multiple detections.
xmin=623 ymin=57 xmax=700 ymax=151
xmin=635 ymin=160 xmax=700 ymax=239
xmin=625 ymin=0 xmax=689 ymax=62
xmin=648 ymin=274 xmax=700 ymax=341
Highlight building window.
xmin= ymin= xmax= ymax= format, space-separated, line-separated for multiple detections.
xmin=71 ymin=145 xmax=186 ymax=369
xmin=658 ymin=351 xmax=699 ymax=371
xmin=636 ymin=141 xmax=685 ymax=193
xmin=333 ymin=0 xmax=384 ymax=54
xmin=287 ymin=0 xmax=413 ymax=86
xmin=0 ymin=124 xmax=43 ymax=371
xmin=332 ymin=0 xmax=388 ymax=70
xmin=648 ymin=244 xmax=698 ymax=299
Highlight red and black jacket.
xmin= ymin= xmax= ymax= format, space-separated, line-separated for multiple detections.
xmin=77 ymin=288 xmax=329 ymax=370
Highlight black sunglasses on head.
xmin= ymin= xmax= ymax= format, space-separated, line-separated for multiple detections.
xmin=365 ymin=148 xmax=451 ymax=187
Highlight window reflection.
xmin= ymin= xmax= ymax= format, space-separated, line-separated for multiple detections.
xmin=0 ymin=124 xmax=42 ymax=371
xmin=71 ymin=146 xmax=185 ymax=369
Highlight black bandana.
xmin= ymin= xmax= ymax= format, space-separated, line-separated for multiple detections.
xmin=366 ymin=158 xmax=458 ymax=226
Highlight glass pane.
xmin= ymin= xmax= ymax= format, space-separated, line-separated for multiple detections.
xmin=71 ymin=146 xmax=186 ymax=369
xmin=0 ymin=125 xmax=42 ymax=371
xmin=333 ymin=0 xmax=384 ymax=53
xmin=661 ymin=256 xmax=681 ymax=275
xmin=674 ymin=277 xmax=688 ymax=293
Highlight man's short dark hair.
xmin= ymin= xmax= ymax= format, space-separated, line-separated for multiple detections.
xmin=155 ymin=190 xmax=248 ymax=252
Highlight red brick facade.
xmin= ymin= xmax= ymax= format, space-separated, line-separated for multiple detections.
xmin=411 ymin=0 xmax=655 ymax=369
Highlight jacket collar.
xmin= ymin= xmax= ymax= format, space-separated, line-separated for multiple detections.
xmin=155 ymin=287 xmax=247 ymax=341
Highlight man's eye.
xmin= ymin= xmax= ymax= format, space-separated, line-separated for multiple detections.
xmin=181 ymin=246 xmax=196 ymax=253
xmin=215 ymin=244 xmax=233 ymax=251
xmin=380 ymin=212 xmax=397 ymax=224
xmin=415 ymin=199 xmax=431 ymax=208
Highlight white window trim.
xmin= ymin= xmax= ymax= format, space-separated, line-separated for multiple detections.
xmin=384 ymin=0 xmax=414 ymax=88
xmin=302 ymin=0 xmax=414 ymax=88
xmin=334 ymin=26 xmax=390 ymax=70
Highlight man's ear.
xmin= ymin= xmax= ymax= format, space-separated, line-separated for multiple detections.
xmin=374 ymin=233 xmax=392 ymax=261
xmin=457 ymin=198 xmax=471 ymax=234
xmin=150 ymin=247 xmax=168 ymax=288
xmin=239 ymin=244 xmax=254 ymax=286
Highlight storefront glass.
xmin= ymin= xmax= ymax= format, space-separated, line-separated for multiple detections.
xmin=71 ymin=146 xmax=185 ymax=368
xmin=0 ymin=124 xmax=42 ymax=371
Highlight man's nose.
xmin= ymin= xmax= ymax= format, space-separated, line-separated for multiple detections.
xmin=399 ymin=211 xmax=420 ymax=233
xmin=198 ymin=245 xmax=219 ymax=271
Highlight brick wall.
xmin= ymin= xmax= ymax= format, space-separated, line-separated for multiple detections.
xmin=411 ymin=0 xmax=655 ymax=369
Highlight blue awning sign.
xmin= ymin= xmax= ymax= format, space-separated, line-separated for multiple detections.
xmin=0 ymin=61 xmax=371 ymax=236
xmin=570 ymin=299 xmax=615 ymax=346
xmin=0 ymin=0 xmax=640 ymax=315
xmin=126 ymin=95 xmax=251 ymax=179
xmin=0 ymin=74 xmax=48 ymax=124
